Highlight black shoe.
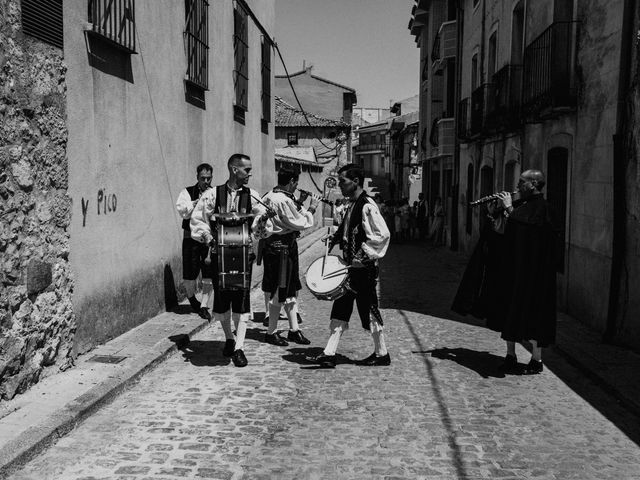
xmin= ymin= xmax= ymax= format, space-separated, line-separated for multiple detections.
xmin=222 ymin=339 xmax=236 ymax=357
xmin=287 ymin=329 xmax=310 ymax=345
xmin=358 ymin=352 xmax=391 ymax=366
xmin=500 ymin=354 xmax=519 ymax=373
xmin=232 ymin=349 xmax=248 ymax=367
xmin=309 ymin=354 xmax=336 ymax=368
xmin=523 ymin=359 xmax=543 ymax=375
xmin=296 ymin=312 xmax=303 ymax=325
xmin=188 ymin=296 xmax=201 ymax=313
xmin=265 ymin=332 xmax=289 ymax=346
xmin=198 ymin=307 xmax=212 ymax=321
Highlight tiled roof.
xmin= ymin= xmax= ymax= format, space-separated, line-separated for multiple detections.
xmin=275 ymin=96 xmax=349 ymax=128
xmin=275 ymin=69 xmax=356 ymax=93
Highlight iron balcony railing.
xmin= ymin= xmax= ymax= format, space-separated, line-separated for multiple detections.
xmin=486 ymin=64 xmax=523 ymax=131
xmin=522 ymin=21 xmax=578 ymax=116
xmin=470 ymin=83 xmax=495 ymax=136
xmin=88 ymin=0 xmax=136 ymax=53
xmin=355 ymin=143 xmax=387 ymax=153
xmin=457 ymin=97 xmax=471 ymax=141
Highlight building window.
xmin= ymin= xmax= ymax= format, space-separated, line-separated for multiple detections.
xmin=87 ymin=0 xmax=136 ymax=53
xmin=21 ymin=0 xmax=64 ymax=48
xmin=233 ymin=2 xmax=249 ymax=124
xmin=184 ymin=0 xmax=209 ymax=91
xmin=488 ymin=31 xmax=497 ymax=79
xmin=287 ymin=132 xmax=298 ymax=146
xmin=261 ymin=36 xmax=271 ymax=135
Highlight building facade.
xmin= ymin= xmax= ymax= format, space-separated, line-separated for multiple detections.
xmin=409 ymin=0 xmax=638 ymax=347
xmin=0 ymin=0 xmax=276 ymax=399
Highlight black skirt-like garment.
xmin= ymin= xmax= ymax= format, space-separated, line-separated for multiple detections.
xmin=261 ymin=233 xmax=302 ymax=302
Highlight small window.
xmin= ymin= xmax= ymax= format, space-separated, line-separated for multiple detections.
xmin=488 ymin=31 xmax=497 ymax=80
xmin=287 ymin=132 xmax=298 ymax=146
xmin=184 ymin=0 xmax=209 ymax=91
xmin=88 ymin=0 xmax=136 ymax=53
xmin=233 ymin=2 xmax=249 ymax=124
xmin=22 ymin=0 xmax=63 ymax=48
xmin=471 ymin=53 xmax=478 ymax=90
xmin=261 ymin=36 xmax=272 ymax=134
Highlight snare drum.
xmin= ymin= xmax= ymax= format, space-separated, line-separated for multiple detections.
xmin=214 ymin=213 xmax=254 ymax=290
xmin=305 ymin=255 xmax=350 ymax=301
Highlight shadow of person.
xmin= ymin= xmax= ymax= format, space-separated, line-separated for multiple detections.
xmin=171 ymin=304 xmax=196 ymax=315
xmin=251 ymin=311 xmax=267 ymax=324
xmin=174 ymin=339 xmax=231 ymax=367
xmin=424 ymin=347 xmax=515 ymax=378
xmin=282 ymin=347 xmax=354 ymax=369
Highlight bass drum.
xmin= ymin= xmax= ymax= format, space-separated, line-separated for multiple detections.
xmin=305 ymin=255 xmax=349 ymax=301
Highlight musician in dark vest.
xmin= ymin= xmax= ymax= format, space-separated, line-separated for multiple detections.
xmin=191 ymin=154 xmax=271 ymax=367
xmin=311 ymin=164 xmax=391 ymax=368
xmin=261 ymin=165 xmax=320 ymax=346
xmin=175 ymin=163 xmax=214 ymax=321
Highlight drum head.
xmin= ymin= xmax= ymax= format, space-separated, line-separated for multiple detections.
xmin=305 ymin=255 xmax=347 ymax=296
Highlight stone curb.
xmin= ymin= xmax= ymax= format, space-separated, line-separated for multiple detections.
xmin=0 ymin=227 xmax=327 ymax=479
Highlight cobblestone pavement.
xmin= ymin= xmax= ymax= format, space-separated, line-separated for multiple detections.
xmin=8 ymin=240 xmax=640 ymax=480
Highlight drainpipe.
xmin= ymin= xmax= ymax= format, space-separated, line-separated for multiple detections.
xmin=451 ymin=0 xmax=465 ymax=250
xmin=604 ymin=0 xmax=635 ymax=343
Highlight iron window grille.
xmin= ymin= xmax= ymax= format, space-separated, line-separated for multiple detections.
xmin=287 ymin=132 xmax=298 ymax=146
xmin=261 ymin=36 xmax=272 ymax=134
xmin=87 ymin=0 xmax=136 ymax=53
xmin=233 ymin=1 xmax=249 ymax=123
xmin=21 ymin=0 xmax=63 ymax=48
xmin=184 ymin=0 xmax=209 ymax=90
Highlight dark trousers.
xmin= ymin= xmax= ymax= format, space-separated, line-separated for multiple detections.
xmin=330 ymin=266 xmax=383 ymax=330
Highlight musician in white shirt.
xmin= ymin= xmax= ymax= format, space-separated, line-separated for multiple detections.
xmin=190 ymin=154 xmax=271 ymax=367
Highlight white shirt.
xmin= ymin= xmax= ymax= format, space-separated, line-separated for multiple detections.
xmin=176 ymin=186 xmax=206 ymax=220
xmin=190 ymin=184 xmax=269 ymax=245
xmin=261 ymin=189 xmax=314 ymax=236
xmin=342 ymin=195 xmax=390 ymax=260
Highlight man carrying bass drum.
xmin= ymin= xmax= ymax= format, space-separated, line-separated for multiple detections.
xmin=310 ymin=164 xmax=391 ymax=368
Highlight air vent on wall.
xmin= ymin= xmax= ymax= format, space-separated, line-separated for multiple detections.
xmin=21 ymin=0 xmax=63 ymax=49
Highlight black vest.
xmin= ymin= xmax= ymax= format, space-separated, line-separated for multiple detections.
xmin=334 ymin=192 xmax=370 ymax=264
xmin=213 ymin=184 xmax=252 ymax=214
xmin=182 ymin=184 xmax=201 ymax=231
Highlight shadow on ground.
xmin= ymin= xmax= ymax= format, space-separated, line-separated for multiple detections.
xmin=380 ymin=241 xmax=640 ymax=447
xmin=169 ymin=335 xmax=230 ymax=367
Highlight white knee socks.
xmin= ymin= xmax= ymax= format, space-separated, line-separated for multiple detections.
xmin=200 ymin=279 xmax=213 ymax=310
xmin=233 ymin=313 xmax=248 ymax=351
xmin=283 ymin=298 xmax=299 ymax=332
xmin=370 ymin=320 xmax=387 ymax=356
xmin=323 ymin=319 xmax=348 ymax=356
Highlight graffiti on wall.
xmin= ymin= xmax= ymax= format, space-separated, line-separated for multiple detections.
xmin=81 ymin=189 xmax=118 ymax=227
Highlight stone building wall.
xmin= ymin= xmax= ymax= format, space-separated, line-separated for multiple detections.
xmin=0 ymin=0 xmax=75 ymax=400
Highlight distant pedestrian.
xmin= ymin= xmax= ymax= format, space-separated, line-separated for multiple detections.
xmin=428 ymin=197 xmax=444 ymax=245
xmin=410 ymin=201 xmax=419 ymax=239
xmin=400 ymin=198 xmax=410 ymax=240
xmin=417 ymin=193 xmax=428 ymax=240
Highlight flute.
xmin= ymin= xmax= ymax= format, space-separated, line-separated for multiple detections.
xmin=469 ymin=191 xmax=518 ymax=206
xmin=297 ymin=189 xmax=334 ymax=206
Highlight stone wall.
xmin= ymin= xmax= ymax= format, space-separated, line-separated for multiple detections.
xmin=0 ymin=0 xmax=75 ymax=400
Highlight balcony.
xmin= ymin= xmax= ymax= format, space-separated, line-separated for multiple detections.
xmin=355 ymin=143 xmax=386 ymax=153
xmin=522 ymin=21 xmax=578 ymax=118
xmin=432 ymin=20 xmax=457 ymax=73
xmin=428 ymin=118 xmax=455 ymax=159
xmin=485 ymin=64 xmax=523 ymax=131
xmin=470 ymin=83 xmax=495 ymax=136
xmin=457 ymin=97 xmax=471 ymax=142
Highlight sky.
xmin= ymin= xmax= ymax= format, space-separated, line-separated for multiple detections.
xmin=274 ymin=0 xmax=419 ymax=108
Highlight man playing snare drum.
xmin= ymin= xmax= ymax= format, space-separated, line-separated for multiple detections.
xmin=261 ymin=165 xmax=320 ymax=347
xmin=190 ymin=153 xmax=271 ymax=367
xmin=310 ymin=164 xmax=391 ymax=368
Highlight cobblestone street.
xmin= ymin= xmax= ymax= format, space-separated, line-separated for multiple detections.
xmin=7 ymin=239 xmax=640 ymax=480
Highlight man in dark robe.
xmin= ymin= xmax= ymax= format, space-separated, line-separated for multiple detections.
xmin=495 ymin=169 xmax=557 ymax=374
xmin=453 ymin=169 xmax=557 ymax=375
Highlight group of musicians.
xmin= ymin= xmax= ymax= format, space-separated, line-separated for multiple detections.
xmin=176 ymin=153 xmax=391 ymax=368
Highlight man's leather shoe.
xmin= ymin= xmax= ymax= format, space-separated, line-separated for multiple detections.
xmin=265 ymin=332 xmax=289 ymax=346
xmin=309 ymin=354 xmax=336 ymax=368
xmin=222 ymin=339 xmax=236 ymax=357
xmin=287 ymin=329 xmax=310 ymax=345
xmin=358 ymin=352 xmax=391 ymax=366
xmin=500 ymin=354 xmax=520 ymax=373
xmin=198 ymin=307 xmax=212 ymax=321
xmin=232 ymin=349 xmax=248 ymax=367
xmin=523 ymin=359 xmax=543 ymax=375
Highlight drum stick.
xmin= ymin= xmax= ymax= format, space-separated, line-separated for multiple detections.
xmin=322 ymin=227 xmax=330 ymax=277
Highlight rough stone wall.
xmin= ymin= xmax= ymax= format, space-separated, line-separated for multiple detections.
xmin=0 ymin=0 xmax=75 ymax=400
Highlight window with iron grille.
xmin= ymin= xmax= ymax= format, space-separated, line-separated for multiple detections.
xmin=233 ymin=2 xmax=249 ymax=124
xmin=287 ymin=132 xmax=298 ymax=146
xmin=87 ymin=0 xmax=136 ymax=53
xmin=261 ymin=36 xmax=271 ymax=134
xmin=21 ymin=0 xmax=63 ymax=49
xmin=184 ymin=0 xmax=209 ymax=91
